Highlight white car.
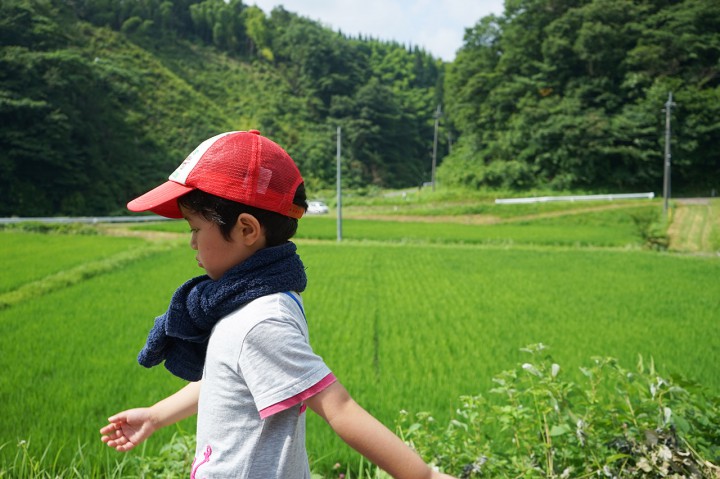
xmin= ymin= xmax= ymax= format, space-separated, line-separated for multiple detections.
xmin=307 ymin=201 xmax=329 ymax=214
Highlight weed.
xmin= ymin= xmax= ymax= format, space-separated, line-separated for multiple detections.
xmin=630 ymin=209 xmax=670 ymax=251
xmin=399 ymin=344 xmax=720 ymax=478
xmin=0 ymin=222 xmax=99 ymax=235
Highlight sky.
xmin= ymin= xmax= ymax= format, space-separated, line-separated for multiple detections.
xmin=249 ymin=0 xmax=506 ymax=62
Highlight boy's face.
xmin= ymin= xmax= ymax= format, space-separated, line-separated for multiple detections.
xmin=180 ymin=205 xmax=255 ymax=280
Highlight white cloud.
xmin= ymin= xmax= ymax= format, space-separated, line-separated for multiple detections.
xmin=250 ymin=0 xmax=505 ymax=61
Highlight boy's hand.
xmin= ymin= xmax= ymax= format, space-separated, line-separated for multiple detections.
xmin=100 ymin=408 xmax=157 ymax=452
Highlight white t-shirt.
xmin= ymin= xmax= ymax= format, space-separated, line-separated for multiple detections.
xmin=192 ymin=292 xmax=335 ymax=478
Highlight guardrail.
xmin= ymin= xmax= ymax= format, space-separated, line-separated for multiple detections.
xmin=495 ymin=192 xmax=655 ymax=205
xmin=0 ymin=215 xmax=172 ymax=224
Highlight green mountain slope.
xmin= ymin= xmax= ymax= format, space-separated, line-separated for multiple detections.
xmin=1 ymin=0 xmax=443 ymax=216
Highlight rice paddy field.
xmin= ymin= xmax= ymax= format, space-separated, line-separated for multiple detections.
xmin=0 ymin=196 xmax=718 ymax=477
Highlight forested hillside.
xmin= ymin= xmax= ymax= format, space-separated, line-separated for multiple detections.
xmin=1 ymin=0 xmax=441 ymax=215
xmin=1 ymin=0 xmax=718 ymax=217
xmin=441 ymin=0 xmax=720 ymax=194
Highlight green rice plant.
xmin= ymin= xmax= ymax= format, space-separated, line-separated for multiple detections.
xmin=12 ymin=343 xmax=716 ymax=478
xmin=131 ymin=202 xmax=666 ymax=249
xmin=296 ymin=243 xmax=720 ymax=474
xmin=314 ymin=185 xmax=657 ymax=219
xmin=0 ymin=433 xmax=383 ymax=479
xmin=0 ymin=232 xmax=146 ymax=294
xmin=0 ymin=241 xmax=177 ymax=309
xmin=295 ymin=206 xmax=654 ymax=247
xmin=132 ymin=200 xmax=660 ymax=234
xmin=1 ymin=224 xmax=718 ymax=477
xmin=0 ymin=438 xmax=137 ymax=478
xmin=343 ymin=198 xmax=658 ymax=220
xmin=0 ymin=433 xmax=199 ymax=478
xmin=0 ymin=247 xmax=197 ymax=469
xmin=397 ymin=344 xmax=720 ymax=478
xmin=330 ymin=219 xmax=634 ymax=247
xmin=317 ymin=186 xmax=597 ymax=210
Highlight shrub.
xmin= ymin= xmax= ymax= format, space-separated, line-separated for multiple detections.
xmin=630 ymin=210 xmax=669 ymax=250
xmin=398 ymin=344 xmax=719 ymax=478
xmin=133 ymin=432 xmax=195 ymax=478
xmin=0 ymin=221 xmax=99 ymax=235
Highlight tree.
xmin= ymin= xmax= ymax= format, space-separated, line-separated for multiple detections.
xmin=242 ymin=5 xmax=271 ymax=59
xmin=441 ymin=0 xmax=720 ymax=194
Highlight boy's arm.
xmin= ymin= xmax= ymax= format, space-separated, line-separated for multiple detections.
xmin=306 ymin=381 xmax=456 ymax=479
xmin=100 ymin=380 xmax=201 ymax=452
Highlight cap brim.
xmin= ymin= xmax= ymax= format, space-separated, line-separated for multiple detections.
xmin=127 ymin=181 xmax=195 ymax=219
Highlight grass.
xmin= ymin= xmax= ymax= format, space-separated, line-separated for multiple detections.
xmin=0 ymin=232 xmax=145 ymax=294
xmin=310 ymin=187 xmax=658 ymax=217
xmin=133 ymin=201 xmax=661 ymax=248
xmin=0 ymin=195 xmax=718 ymax=477
xmin=667 ymin=198 xmax=720 ymax=252
xmin=297 ymin=213 xmax=642 ymax=247
xmin=0 ymin=247 xmax=196 ymax=471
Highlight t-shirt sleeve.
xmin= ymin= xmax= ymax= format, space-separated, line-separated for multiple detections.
xmin=239 ymin=316 xmax=334 ymax=417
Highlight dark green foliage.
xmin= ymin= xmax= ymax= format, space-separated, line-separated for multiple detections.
xmin=629 ymin=209 xmax=670 ymax=251
xmin=1 ymin=0 xmax=442 ymax=216
xmin=401 ymin=345 xmax=720 ymax=478
xmin=1 ymin=0 xmax=233 ymax=216
xmin=442 ymin=0 xmax=720 ymax=195
xmin=0 ymin=1 xmax=138 ymax=215
xmin=0 ymin=221 xmax=98 ymax=235
xmin=2 ymin=0 xmax=718 ymax=216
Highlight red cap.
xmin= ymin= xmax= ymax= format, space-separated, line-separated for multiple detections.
xmin=127 ymin=130 xmax=305 ymax=219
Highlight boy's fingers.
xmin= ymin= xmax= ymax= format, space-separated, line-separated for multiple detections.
xmin=99 ymin=424 xmax=115 ymax=434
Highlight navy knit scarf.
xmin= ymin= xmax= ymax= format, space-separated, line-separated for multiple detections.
xmin=137 ymin=241 xmax=307 ymax=381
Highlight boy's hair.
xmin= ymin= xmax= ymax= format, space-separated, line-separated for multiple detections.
xmin=178 ymin=183 xmax=307 ymax=247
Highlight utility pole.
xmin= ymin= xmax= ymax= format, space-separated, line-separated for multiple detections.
xmin=663 ymin=92 xmax=675 ymax=217
xmin=336 ymin=126 xmax=342 ymax=242
xmin=431 ymin=104 xmax=442 ymax=192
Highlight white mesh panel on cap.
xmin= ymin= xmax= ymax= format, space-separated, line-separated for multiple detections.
xmin=169 ymin=131 xmax=237 ymax=184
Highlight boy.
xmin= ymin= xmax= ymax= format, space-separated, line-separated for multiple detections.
xmin=100 ymin=130 xmax=456 ymax=479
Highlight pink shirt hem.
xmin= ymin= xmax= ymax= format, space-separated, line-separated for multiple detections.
xmin=259 ymin=373 xmax=337 ymax=419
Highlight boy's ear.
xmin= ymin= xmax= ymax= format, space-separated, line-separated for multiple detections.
xmin=236 ymin=213 xmax=265 ymax=246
